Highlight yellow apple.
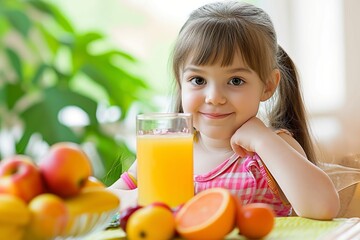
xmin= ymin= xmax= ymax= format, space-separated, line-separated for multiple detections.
xmin=39 ymin=142 xmax=92 ymax=198
xmin=27 ymin=193 xmax=69 ymax=239
xmin=0 ymin=194 xmax=31 ymax=240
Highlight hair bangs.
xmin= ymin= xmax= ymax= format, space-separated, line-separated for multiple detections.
xmin=172 ymin=2 xmax=276 ymax=84
xmin=239 ymin=24 xmax=275 ymax=81
xmin=188 ymin=20 xmax=240 ymax=67
xmin=177 ymin=18 xmax=274 ymax=81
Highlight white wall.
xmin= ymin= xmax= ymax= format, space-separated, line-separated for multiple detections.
xmin=262 ymin=0 xmax=350 ymax=161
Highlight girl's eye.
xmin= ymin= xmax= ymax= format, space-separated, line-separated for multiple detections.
xmin=229 ymin=77 xmax=244 ymax=86
xmin=190 ymin=77 xmax=206 ymax=85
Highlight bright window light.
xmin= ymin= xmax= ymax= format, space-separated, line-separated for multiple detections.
xmin=58 ymin=106 xmax=90 ymax=127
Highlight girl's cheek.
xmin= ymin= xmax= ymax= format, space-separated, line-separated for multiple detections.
xmin=182 ymin=94 xmax=198 ymax=112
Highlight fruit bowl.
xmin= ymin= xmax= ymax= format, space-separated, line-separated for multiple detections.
xmin=24 ymin=208 xmax=118 ymax=240
xmin=62 ymin=209 xmax=118 ymax=238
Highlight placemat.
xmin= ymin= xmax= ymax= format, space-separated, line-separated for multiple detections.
xmin=85 ymin=217 xmax=346 ymax=240
xmin=228 ymin=217 xmax=344 ymax=240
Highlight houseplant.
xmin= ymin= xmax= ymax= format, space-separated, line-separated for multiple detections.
xmin=0 ymin=0 xmax=152 ymax=185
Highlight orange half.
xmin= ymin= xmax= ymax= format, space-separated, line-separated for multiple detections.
xmin=175 ymin=188 xmax=236 ymax=240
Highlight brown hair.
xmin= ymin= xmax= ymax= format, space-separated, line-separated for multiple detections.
xmin=170 ymin=1 xmax=316 ymax=164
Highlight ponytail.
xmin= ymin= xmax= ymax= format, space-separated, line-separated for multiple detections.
xmin=269 ymin=45 xmax=317 ymax=164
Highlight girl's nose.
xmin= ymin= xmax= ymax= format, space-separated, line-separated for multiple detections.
xmin=205 ymin=88 xmax=226 ymax=105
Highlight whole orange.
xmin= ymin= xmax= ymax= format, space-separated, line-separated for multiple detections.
xmin=237 ymin=203 xmax=275 ymax=239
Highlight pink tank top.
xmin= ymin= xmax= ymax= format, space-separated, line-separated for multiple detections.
xmin=194 ymin=153 xmax=292 ymax=216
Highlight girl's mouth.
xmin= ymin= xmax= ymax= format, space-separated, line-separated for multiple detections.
xmin=201 ymin=112 xmax=232 ymax=119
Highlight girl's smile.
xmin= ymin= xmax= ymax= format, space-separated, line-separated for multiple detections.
xmin=200 ymin=112 xmax=233 ymax=119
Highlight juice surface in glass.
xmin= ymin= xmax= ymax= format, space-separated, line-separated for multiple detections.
xmin=137 ymin=133 xmax=194 ymax=207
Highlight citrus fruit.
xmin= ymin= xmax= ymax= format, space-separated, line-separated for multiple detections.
xmin=237 ymin=203 xmax=275 ymax=239
xmin=126 ymin=205 xmax=175 ymax=240
xmin=175 ymin=188 xmax=236 ymax=240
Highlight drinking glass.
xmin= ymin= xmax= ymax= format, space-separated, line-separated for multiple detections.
xmin=136 ymin=113 xmax=194 ymax=207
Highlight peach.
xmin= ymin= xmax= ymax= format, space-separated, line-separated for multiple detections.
xmin=27 ymin=193 xmax=69 ymax=239
xmin=39 ymin=142 xmax=92 ymax=198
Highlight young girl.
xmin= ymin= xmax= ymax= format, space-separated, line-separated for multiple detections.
xmin=110 ymin=1 xmax=340 ymax=219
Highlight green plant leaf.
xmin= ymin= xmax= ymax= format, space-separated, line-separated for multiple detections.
xmin=37 ymin=25 xmax=60 ymax=55
xmin=77 ymin=32 xmax=103 ymax=45
xmin=0 ymin=15 xmax=10 ymax=37
xmin=16 ymin=102 xmax=79 ymax=154
xmin=19 ymin=102 xmax=78 ymax=147
xmin=20 ymin=87 xmax=99 ymax=145
xmin=71 ymin=32 xmax=103 ymax=54
xmin=103 ymin=50 xmax=138 ymax=63
xmin=68 ymin=32 xmax=103 ymax=72
xmin=4 ymin=9 xmax=31 ymax=37
xmin=31 ymin=63 xmax=49 ymax=85
xmin=89 ymin=130 xmax=135 ymax=186
xmin=5 ymin=47 xmax=23 ymax=80
xmin=28 ymin=0 xmax=74 ymax=33
xmin=82 ymin=52 xmax=149 ymax=110
xmin=0 ymin=82 xmax=25 ymax=110
xmin=47 ymin=86 xmax=99 ymax=126
xmin=81 ymin=62 xmax=146 ymax=117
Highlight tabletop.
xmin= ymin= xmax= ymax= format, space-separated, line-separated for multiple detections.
xmin=84 ymin=216 xmax=360 ymax=240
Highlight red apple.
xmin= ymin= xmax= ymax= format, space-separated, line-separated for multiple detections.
xmin=27 ymin=193 xmax=69 ymax=239
xmin=0 ymin=155 xmax=45 ymax=202
xmin=38 ymin=142 xmax=92 ymax=198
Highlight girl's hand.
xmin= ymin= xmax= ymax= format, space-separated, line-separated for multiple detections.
xmin=230 ymin=117 xmax=270 ymax=157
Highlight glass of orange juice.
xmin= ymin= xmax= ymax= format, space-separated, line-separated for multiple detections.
xmin=136 ymin=113 xmax=194 ymax=208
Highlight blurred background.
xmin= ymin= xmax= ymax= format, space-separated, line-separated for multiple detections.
xmin=1 ymin=0 xmax=359 ymax=185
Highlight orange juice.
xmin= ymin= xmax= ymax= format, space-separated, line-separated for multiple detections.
xmin=137 ymin=133 xmax=194 ymax=207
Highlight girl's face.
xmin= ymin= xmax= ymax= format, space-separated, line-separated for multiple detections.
xmin=180 ymin=52 xmax=271 ymax=140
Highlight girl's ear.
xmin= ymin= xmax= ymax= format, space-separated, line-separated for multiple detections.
xmin=261 ymin=69 xmax=281 ymax=101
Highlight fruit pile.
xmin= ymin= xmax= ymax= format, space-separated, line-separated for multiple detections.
xmin=0 ymin=142 xmax=120 ymax=240
xmin=120 ymin=188 xmax=275 ymax=240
